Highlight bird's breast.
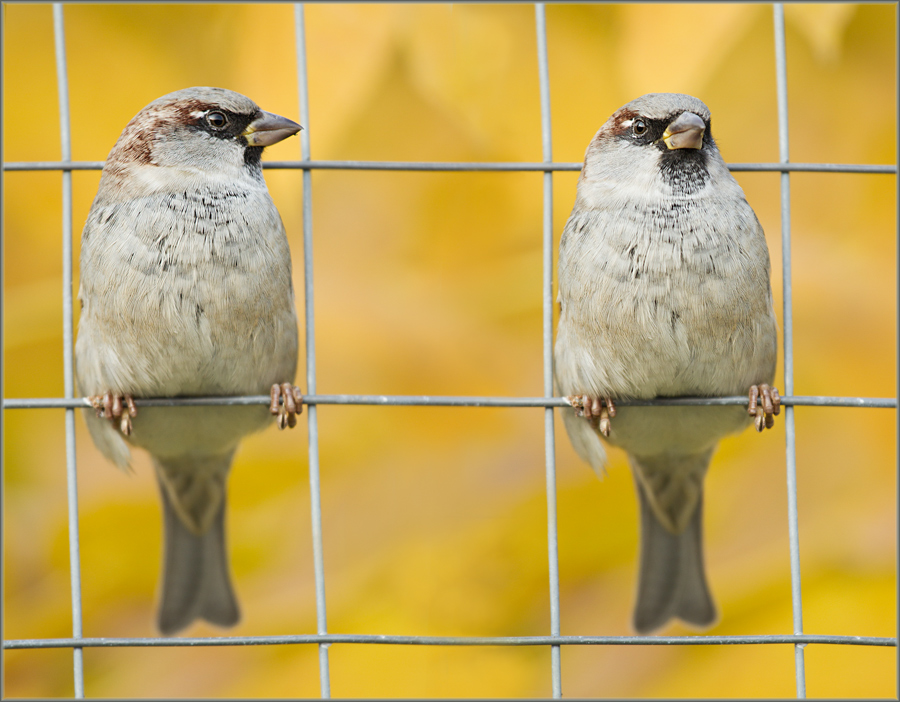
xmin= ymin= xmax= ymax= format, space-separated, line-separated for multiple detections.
xmin=78 ymin=184 xmax=298 ymax=397
xmin=556 ymin=199 xmax=775 ymax=399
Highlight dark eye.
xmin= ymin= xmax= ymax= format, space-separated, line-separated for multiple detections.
xmin=633 ymin=119 xmax=648 ymax=136
xmin=206 ymin=111 xmax=228 ymax=130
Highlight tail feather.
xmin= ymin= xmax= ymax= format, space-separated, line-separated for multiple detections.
xmin=560 ymin=405 xmax=608 ymax=475
xmin=631 ymin=469 xmax=717 ymax=634
xmin=154 ymin=459 xmax=240 ymax=635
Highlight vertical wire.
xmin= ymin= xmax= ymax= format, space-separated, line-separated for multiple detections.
xmin=294 ymin=4 xmax=331 ymax=697
xmin=535 ymin=4 xmax=562 ymax=698
xmin=52 ymin=4 xmax=85 ymax=697
xmin=773 ymin=5 xmax=806 ymax=698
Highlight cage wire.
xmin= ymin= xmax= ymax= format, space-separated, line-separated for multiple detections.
xmin=2 ymin=2 xmax=897 ymax=699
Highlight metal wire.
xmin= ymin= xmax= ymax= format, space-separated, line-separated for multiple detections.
xmin=4 ymin=160 xmax=896 ymax=174
xmin=52 ymin=5 xmax=85 ymax=698
xmin=535 ymin=4 xmax=563 ymax=697
xmin=3 ymin=161 xmax=897 ymax=174
xmin=5 ymin=633 xmax=895 ymax=649
xmin=294 ymin=5 xmax=331 ymax=697
xmin=4 ymin=395 xmax=895 ymax=411
xmin=2 ymin=3 xmax=897 ymax=699
xmin=773 ymin=5 xmax=807 ymax=697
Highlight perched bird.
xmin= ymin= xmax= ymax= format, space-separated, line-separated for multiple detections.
xmin=554 ymin=93 xmax=780 ymax=634
xmin=75 ymin=87 xmax=304 ymax=635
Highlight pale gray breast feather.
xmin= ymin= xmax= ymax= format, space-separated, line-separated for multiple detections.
xmin=559 ymin=195 xmax=767 ymax=293
xmin=83 ymin=186 xmax=289 ymax=281
xmin=79 ymin=189 xmax=295 ymax=351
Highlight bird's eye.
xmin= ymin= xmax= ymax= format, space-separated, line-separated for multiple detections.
xmin=206 ymin=111 xmax=228 ymax=130
xmin=633 ymin=119 xmax=648 ymax=136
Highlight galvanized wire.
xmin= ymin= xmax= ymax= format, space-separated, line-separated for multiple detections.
xmin=5 ymin=633 xmax=895 ymax=649
xmin=3 ymin=160 xmax=896 ymax=174
xmin=294 ymin=5 xmax=331 ymax=697
xmin=535 ymin=4 xmax=563 ymax=698
xmin=4 ymin=395 xmax=895 ymax=411
xmin=2 ymin=2 xmax=897 ymax=700
xmin=52 ymin=4 xmax=85 ymax=698
xmin=774 ymin=4 xmax=807 ymax=697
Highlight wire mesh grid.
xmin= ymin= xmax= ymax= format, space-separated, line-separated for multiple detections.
xmin=2 ymin=2 xmax=897 ymax=698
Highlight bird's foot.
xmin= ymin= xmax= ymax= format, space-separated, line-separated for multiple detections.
xmin=270 ymin=383 xmax=304 ymax=429
xmin=567 ymin=394 xmax=617 ymax=437
xmin=88 ymin=392 xmax=137 ymax=436
xmin=748 ymin=384 xmax=781 ymax=432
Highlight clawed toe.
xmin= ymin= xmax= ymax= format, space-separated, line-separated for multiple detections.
xmin=567 ymin=394 xmax=616 ymax=437
xmin=88 ymin=391 xmax=137 ymax=436
xmin=748 ymin=383 xmax=781 ymax=432
xmin=270 ymin=383 xmax=304 ymax=429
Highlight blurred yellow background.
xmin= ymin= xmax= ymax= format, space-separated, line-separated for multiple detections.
xmin=2 ymin=3 xmax=896 ymax=698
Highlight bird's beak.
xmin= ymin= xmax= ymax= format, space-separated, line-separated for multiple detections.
xmin=243 ymin=111 xmax=303 ymax=147
xmin=661 ymin=112 xmax=705 ymax=150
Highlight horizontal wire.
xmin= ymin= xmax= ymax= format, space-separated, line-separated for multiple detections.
xmin=9 ymin=12 xmax=892 ymax=688
xmin=4 ymin=633 xmax=895 ymax=649
xmin=2 ymin=394 xmax=896 ymax=410
xmin=2 ymin=160 xmax=896 ymax=174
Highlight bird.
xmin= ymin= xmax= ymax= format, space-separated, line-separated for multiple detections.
xmin=553 ymin=93 xmax=780 ymax=634
xmin=75 ymin=87 xmax=305 ymax=635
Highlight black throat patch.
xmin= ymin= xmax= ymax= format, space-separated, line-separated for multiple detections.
xmin=657 ymin=147 xmax=710 ymax=196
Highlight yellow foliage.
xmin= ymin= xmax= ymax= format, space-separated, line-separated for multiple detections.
xmin=3 ymin=3 xmax=896 ymax=698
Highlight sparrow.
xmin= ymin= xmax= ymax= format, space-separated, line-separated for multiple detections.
xmin=75 ymin=87 xmax=305 ymax=635
xmin=554 ymin=93 xmax=780 ymax=634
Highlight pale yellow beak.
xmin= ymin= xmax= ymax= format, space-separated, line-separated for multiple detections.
xmin=243 ymin=111 xmax=302 ymax=147
xmin=661 ymin=111 xmax=705 ymax=150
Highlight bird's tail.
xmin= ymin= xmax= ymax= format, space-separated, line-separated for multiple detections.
xmin=153 ymin=454 xmax=240 ymax=636
xmin=629 ymin=453 xmax=717 ymax=634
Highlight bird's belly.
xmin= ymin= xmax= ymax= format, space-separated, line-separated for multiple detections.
xmin=126 ymin=404 xmax=273 ymax=459
xmin=559 ymin=253 xmax=773 ymax=397
xmin=604 ymin=404 xmax=751 ymax=457
xmin=76 ymin=260 xmax=298 ymax=459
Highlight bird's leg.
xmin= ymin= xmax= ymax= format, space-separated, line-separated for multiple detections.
xmin=270 ymin=383 xmax=304 ymax=429
xmin=748 ymin=384 xmax=781 ymax=432
xmin=567 ymin=394 xmax=617 ymax=437
xmin=88 ymin=391 xmax=137 ymax=436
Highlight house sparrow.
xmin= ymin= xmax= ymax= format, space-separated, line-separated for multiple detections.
xmin=75 ymin=87 xmax=304 ymax=635
xmin=554 ymin=93 xmax=780 ymax=634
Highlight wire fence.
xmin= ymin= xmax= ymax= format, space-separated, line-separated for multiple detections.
xmin=2 ymin=3 xmax=897 ymax=699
